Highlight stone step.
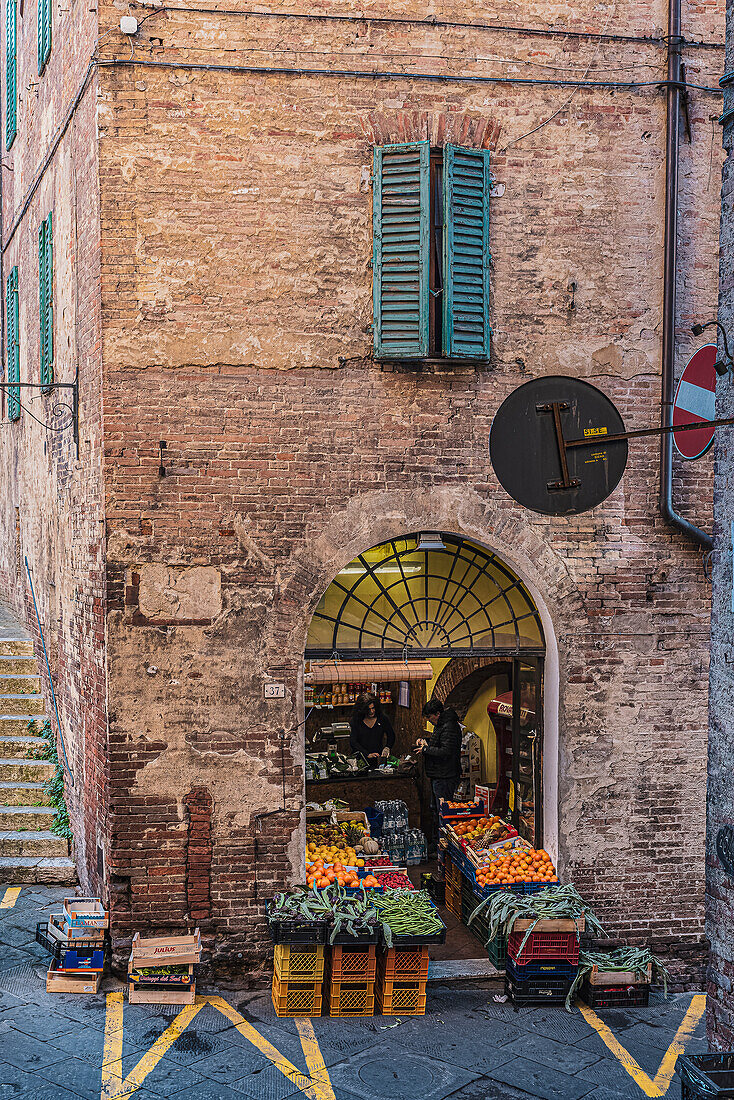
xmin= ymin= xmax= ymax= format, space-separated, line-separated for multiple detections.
xmin=0 ymin=736 xmax=45 ymax=759
xmin=0 ymin=804 xmax=56 ymax=830
xmin=0 ymin=781 xmax=51 ymax=807
xmin=0 ymin=655 xmax=37 ymax=674
xmin=0 ymin=830 xmax=67 ymax=857
xmin=0 ymin=639 xmax=33 ymax=657
xmin=0 ymin=856 xmax=76 ymax=885
xmin=0 ymin=759 xmax=54 ymax=783
xmin=0 ymin=717 xmax=47 ymax=735
xmin=0 ymin=675 xmax=41 ymax=695
xmin=0 ymin=695 xmax=45 ymax=715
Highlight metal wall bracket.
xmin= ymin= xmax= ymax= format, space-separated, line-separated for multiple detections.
xmin=0 ymin=371 xmax=78 ymax=446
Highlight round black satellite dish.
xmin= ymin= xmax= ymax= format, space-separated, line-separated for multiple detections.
xmin=489 ymin=376 xmax=628 ymax=516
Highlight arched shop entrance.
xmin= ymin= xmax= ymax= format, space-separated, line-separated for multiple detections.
xmin=303 ymin=533 xmax=547 ymax=964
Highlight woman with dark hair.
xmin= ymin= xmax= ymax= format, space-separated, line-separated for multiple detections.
xmin=349 ymin=692 xmax=396 ymax=763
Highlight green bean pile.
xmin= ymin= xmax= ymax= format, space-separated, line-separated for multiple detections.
xmin=372 ymin=888 xmax=445 ymax=948
xmin=468 ymin=883 xmax=605 ymax=956
xmin=565 ymin=946 xmax=670 ymax=1009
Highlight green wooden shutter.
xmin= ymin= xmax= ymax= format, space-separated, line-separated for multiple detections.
xmin=6 ymin=0 xmax=16 ymax=150
xmin=6 ymin=266 xmax=19 ymax=421
xmin=38 ymin=0 xmax=50 ymax=73
xmin=443 ymin=145 xmax=491 ymax=359
xmin=39 ymin=213 xmax=53 ymax=385
xmin=373 ymin=142 xmax=430 ymax=358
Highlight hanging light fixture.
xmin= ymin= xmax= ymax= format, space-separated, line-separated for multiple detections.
xmin=416 ymin=531 xmax=446 ymax=551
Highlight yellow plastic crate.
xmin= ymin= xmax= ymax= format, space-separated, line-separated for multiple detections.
xmin=274 ymin=944 xmax=325 ymax=982
xmin=326 ymin=980 xmax=375 ymax=1017
xmin=271 ymin=974 xmax=323 ymax=1017
xmin=376 ymin=980 xmax=427 ymax=1016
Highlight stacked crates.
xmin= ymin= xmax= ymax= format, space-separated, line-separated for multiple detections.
xmin=37 ymin=897 xmax=109 ymax=994
xmin=325 ymin=944 xmax=377 ymax=1017
xmin=444 ymin=856 xmax=462 ymax=920
xmin=129 ymin=929 xmax=201 ymax=1005
xmin=505 ymin=918 xmax=582 ymax=1007
xmin=376 ymin=945 xmax=430 ymax=1016
xmin=581 ymin=962 xmax=652 ymax=1008
xmin=272 ymin=944 xmax=325 ymax=1017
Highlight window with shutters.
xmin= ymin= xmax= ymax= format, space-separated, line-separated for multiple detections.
xmin=39 ymin=212 xmax=53 ymax=386
xmin=6 ymin=0 xmax=17 ymax=150
xmin=6 ymin=266 xmax=19 ymax=421
xmin=372 ymin=142 xmax=491 ymax=361
xmin=37 ymin=0 xmax=51 ymax=74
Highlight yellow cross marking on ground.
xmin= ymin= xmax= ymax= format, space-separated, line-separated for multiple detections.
xmin=578 ymin=994 xmax=707 ymax=1098
xmin=0 ymin=886 xmax=21 ymax=908
xmin=101 ymin=991 xmax=337 ymax=1100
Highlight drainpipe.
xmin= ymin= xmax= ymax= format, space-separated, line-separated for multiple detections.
xmin=660 ymin=0 xmax=714 ymax=550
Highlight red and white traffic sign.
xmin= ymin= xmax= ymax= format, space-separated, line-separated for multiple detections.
xmin=673 ymin=344 xmax=717 ymax=460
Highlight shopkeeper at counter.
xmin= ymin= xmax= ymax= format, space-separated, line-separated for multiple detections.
xmin=349 ymin=692 xmax=396 ymax=763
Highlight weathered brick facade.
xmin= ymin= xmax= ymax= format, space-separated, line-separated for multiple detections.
xmin=0 ymin=0 xmax=725 ymax=980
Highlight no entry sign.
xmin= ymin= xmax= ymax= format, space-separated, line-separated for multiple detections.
xmin=673 ymin=344 xmax=717 ymax=460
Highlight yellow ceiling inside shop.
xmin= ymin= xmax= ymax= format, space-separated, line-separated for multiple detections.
xmin=306 ymin=535 xmax=544 ymax=654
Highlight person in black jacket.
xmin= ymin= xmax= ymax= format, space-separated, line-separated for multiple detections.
xmin=417 ymin=698 xmax=462 ymax=825
xmin=349 ymin=693 xmax=396 ymax=763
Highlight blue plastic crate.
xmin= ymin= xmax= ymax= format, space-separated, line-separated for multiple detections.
xmin=60 ymin=946 xmax=105 ymax=970
xmin=506 ymin=956 xmax=578 ymax=982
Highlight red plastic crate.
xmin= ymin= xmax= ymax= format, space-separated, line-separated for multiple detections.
xmin=329 ymin=945 xmax=377 ymax=982
xmin=378 ymin=946 xmax=430 ymax=981
xmin=508 ymin=930 xmax=580 ymax=964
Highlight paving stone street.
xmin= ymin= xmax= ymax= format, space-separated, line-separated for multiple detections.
xmin=0 ymin=885 xmax=708 ymax=1100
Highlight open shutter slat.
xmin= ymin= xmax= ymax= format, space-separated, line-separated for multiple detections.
xmin=6 ymin=0 xmax=16 ymax=149
xmin=443 ymin=144 xmax=491 ymax=360
xmin=39 ymin=214 xmax=53 ymax=386
xmin=6 ymin=267 xmax=19 ymax=420
xmin=373 ymin=141 xmax=429 ymax=358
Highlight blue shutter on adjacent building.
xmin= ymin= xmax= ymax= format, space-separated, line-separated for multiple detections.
xmin=442 ymin=145 xmax=491 ymax=360
xmin=6 ymin=0 xmax=17 ymax=150
xmin=39 ymin=213 xmax=53 ymax=385
xmin=372 ymin=142 xmax=430 ymax=359
xmin=6 ymin=266 xmax=20 ymax=421
xmin=38 ymin=0 xmax=51 ymax=73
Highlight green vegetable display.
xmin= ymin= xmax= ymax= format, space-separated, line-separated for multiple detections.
xmin=372 ymin=888 xmax=445 ymax=947
xmin=270 ymin=884 xmax=380 ymax=944
xmin=467 ymin=883 xmax=605 ymax=955
xmin=565 ymin=947 xmax=670 ymax=1009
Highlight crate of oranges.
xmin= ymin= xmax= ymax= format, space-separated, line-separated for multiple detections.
xmin=306 ymin=862 xmax=381 ymax=890
xmin=474 ymin=847 xmax=558 ymax=896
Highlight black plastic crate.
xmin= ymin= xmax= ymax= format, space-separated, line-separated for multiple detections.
xmin=505 ymin=974 xmax=573 ymax=1008
xmin=679 ymin=1053 xmax=734 ymax=1099
xmin=330 ymin=926 xmax=380 ymax=946
xmin=508 ymin=957 xmax=578 ymax=982
xmin=381 ymin=898 xmax=446 ymax=947
xmin=36 ymin=921 xmax=107 ymax=970
xmin=266 ymin=909 xmax=327 ymax=945
xmin=581 ymin=980 xmax=649 ymax=1009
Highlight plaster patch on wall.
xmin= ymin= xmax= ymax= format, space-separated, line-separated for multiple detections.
xmin=137 ymin=564 xmax=222 ymax=622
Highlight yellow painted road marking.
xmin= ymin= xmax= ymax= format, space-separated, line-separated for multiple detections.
xmin=296 ymin=1017 xmax=337 ymax=1100
xmin=578 ymin=994 xmax=707 ymax=1098
xmin=101 ymin=990 xmax=336 ymax=1100
xmin=0 ymin=887 xmax=21 ymax=908
xmin=209 ymin=996 xmax=334 ymax=1100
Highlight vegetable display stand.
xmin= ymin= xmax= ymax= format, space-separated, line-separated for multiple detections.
xmin=328 ymin=945 xmax=377 ymax=982
xmin=505 ymin=973 xmax=573 ymax=1008
xmin=580 ymin=981 xmax=650 ymax=1009
xmin=46 ymin=963 xmax=102 ymax=995
xmin=508 ymin=930 xmax=581 ymax=965
xmin=272 ymin=974 xmax=323 ymax=1017
xmin=326 ymin=979 xmax=375 ymax=1017
xmin=375 ymin=978 xmax=427 ymax=1016
xmin=679 ymin=1053 xmax=734 ymax=1099
xmin=378 ymin=946 xmax=430 ymax=981
xmin=274 ymin=944 xmax=325 ymax=983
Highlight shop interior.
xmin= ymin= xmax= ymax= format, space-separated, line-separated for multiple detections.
xmin=303 ymin=534 xmax=546 ymax=964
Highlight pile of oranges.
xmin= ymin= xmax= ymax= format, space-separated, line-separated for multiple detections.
xmin=305 ymin=860 xmax=380 ymax=889
xmin=475 ymin=847 xmax=557 ymax=888
xmin=452 ymin=816 xmax=502 ymax=841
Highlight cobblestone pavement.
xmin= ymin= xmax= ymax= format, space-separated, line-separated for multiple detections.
xmin=0 ymin=885 xmax=708 ymax=1100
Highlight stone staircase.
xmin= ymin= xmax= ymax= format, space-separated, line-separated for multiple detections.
xmin=0 ymin=616 xmax=76 ymax=885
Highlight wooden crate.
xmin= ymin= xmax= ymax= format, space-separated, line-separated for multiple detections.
xmin=129 ymin=963 xmax=194 ymax=986
xmin=589 ymin=962 xmax=652 ymax=986
xmin=63 ymin=897 xmax=109 ymax=930
xmin=512 ymin=916 xmax=585 ymax=933
xmin=46 ymin=965 xmax=102 ymax=994
xmin=128 ymin=983 xmax=196 ymax=1005
xmin=130 ymin=929 xmax=202 ymax=966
